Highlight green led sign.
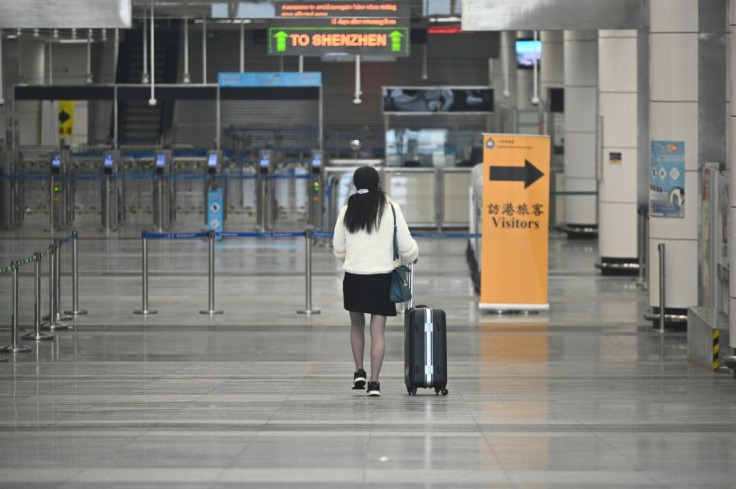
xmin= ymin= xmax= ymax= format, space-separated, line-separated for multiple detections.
xmin=268 ymin=27 xmax=410 ymax=57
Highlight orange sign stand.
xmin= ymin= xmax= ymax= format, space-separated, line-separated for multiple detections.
xmin=480 ymin=134 xmax=551 ymax=311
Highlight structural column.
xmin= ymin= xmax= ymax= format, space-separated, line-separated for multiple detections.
xmin=541 ymin=31 xmax=565 ymax=227
xmin=597 ymin=30 xmax=639 ymax=272
xmin=730 ymin=0 xmax=736 ymax=346
xmin=494 ymin=31 xmax=518 ymax=134
xmin=516 ymin=31 xmax=537 ymax=134
xmin=648 ymin=0 xmax=698 ymax=319
xmin=540 ymin=31 xmax=564 ymax=132
xmin=563 ymin=31 xmax=598 ymax=238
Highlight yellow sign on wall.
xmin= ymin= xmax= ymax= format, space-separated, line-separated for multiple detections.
xmin=58 ymin=101 xmax=74 ymax=138
xmin=480 ymin=134 xmax=551 ymax=311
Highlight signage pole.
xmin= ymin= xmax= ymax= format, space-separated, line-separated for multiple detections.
xmin=216 ymin=86 xmax=221 ymax=150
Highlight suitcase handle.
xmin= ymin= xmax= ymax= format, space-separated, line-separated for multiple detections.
xmin=407 ymin=263 xmax=414 ymax=310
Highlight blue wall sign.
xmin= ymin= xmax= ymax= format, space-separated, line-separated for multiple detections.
xmin=218 ymin=72 xmax=322 ymax=87
xmin=650 ymin=140 xmax=685 ymax=218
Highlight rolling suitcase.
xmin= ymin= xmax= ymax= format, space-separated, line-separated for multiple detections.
xmin=404 ymin=264 xmax=449 ymax=396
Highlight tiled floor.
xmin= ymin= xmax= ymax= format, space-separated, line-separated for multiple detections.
xmin=1 ymin=215 xmax=735 ymax=488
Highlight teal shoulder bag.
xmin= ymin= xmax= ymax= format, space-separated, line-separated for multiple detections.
xmin=389 ymin=204 xmax=412 ymax=303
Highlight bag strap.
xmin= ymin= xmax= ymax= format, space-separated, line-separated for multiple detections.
xmin=390 ymin=203 xmax=399 ymax=261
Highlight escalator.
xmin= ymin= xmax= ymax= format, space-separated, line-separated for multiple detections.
xmin=115 ymin=22 xmax=180 ymax=146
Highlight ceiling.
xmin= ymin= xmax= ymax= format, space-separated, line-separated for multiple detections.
xmin=0 ymin=0 xmax=453 ymax=33
xmin=131 ymin=0 xmax=432 ymax=21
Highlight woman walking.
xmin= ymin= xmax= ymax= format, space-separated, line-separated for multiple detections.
xmin=333 ymin=166 xmax=419 ymax=396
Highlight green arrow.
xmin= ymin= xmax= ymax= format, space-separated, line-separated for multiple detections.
xmin=389 ymin=31 xmax=404 ymax=52
xmin=273 ymin=31 xmax=289 ymax=53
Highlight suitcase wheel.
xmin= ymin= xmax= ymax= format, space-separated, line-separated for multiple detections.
xmin=435 ymin=387 xmax=449 ymax=396
xmin=408 ymin=386 xmax=417 ymax=396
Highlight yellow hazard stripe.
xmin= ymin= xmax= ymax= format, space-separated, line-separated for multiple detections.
xmin=713 ymin=329 xmax=720 ymax=371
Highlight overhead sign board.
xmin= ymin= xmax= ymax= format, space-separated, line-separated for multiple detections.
xmin=218 ymin=72 xmax=322 ymax=87
xmin=0 ymin=0 xmax=131 ymax=28
xmin=383 ymin=87 xmax=493 ymax=114
xmin=461 ymin=0 xmax=645 ymax=31
xmin=275 ymin=1 xmax=409 ymax=19
xmin=480 ymin=133 xmax=551 ymax=311
xmin=268 ymin=27 xmax=409 ymax=56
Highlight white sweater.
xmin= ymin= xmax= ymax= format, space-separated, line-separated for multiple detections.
xmin=333 ymin=199 xmax=419 ymax=274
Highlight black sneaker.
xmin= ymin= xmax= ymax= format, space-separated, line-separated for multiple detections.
xmin=352 ymin=369 xmax=367 ymax=390
xmin=367 ymin=381 xmax=381 ymax=397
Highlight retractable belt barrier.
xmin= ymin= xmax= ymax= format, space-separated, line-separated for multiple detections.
xmin=312 ymin=231 xmax=480 ymax=239
xmin=134 ymin=230 xmax=310 ymax=316
xmin=135 ymin=229 xmax=482 ymax=316
xmin=0 ymin=234 xmax=78 ymax=358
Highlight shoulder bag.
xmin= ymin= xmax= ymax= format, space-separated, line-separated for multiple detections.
xmin=389 ymin=204 xmax=413 ymax=303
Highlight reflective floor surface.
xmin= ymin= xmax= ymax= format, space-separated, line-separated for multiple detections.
xmin=1 ymin=222 xmax=735 ymax=488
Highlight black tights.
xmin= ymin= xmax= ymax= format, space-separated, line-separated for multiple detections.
xmin=349 ymin=312 xmax=387 ymax=382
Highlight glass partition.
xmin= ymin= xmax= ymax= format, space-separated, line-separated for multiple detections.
xmin=385 ymin=128 xmax=483 ymax=168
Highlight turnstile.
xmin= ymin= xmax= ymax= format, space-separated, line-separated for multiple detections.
xmin=49 ymin=149 xmax=75 ymax=232
xmin=152 ymin=150 xmax=176 ymax=231
xmin=257 ymin=150 xmax=277 ymax=231
xmin=101 ymin=150 xmax=125 ymax=231
xmin=0 ymin=150 xmax=23 ymax=230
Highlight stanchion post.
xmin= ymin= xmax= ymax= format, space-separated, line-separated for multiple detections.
xmin=298 ymin=225 xmax=320 ymax=315
xmin=54 ymin=238 xmax=72 ymax=322
xmin=42 ymin=243 xmax=69 ymax=331
xmin=637 ymin=209 xmax=647 ymax=289
xmin=23 ymin=252 xmax=54 ymax=341
xmin=44 ymin=242 xmax=54 ymax=321
xmin=134 ymin=234 xmax=157 ymax=315
xmin=658 ymin=243 xmax=665 ymax=333
xmin=49 ymin=174 xmax=55 ymax=234
xmin=0 ymin=262 xmax=32 ymax=353
xmin=200 ymin=230 xmax=223 ymax=315
xmin=65 ymin=231 xmax=87 ymax=316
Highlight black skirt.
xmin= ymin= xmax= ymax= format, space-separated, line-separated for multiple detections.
xmin=343 ymin=272 xmax=397 ymax=317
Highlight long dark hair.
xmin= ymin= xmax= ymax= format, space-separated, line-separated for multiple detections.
xmin=344 ymin=166 xmax=386 ymax=234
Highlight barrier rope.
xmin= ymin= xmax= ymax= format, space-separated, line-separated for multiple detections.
xmin=1 ymin=249 xmax=44 ymax=275
xmin=413 ymin=232 xmax=480 ymax=239
xmin=219 ymin=231 xmax=304 ymax=239
xmin=59 ymin=233 xmax=76 ymax=246
xmin=41 ymin=246 xmax=54 ymax=258
xmin=312 ymin=231 xmax=480 ymax=239
xmin=142 ymin=232 xmax=209 ymax=240
xmin=266 ymin=174 xmax=317 ymax=180
xmin=550 ymin=191 xmax=598 ymax=196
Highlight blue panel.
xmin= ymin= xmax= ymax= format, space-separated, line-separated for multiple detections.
xmin=218 ymin=72 xmax=322 ymax=87
xmin=207 ymin=188 xmax=225 ymax=233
